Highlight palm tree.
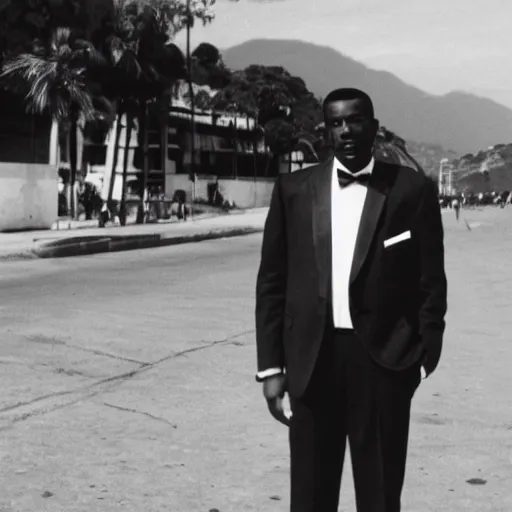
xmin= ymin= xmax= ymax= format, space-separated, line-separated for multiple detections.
xmin=0 ymin=27 xmax=107 ymax=218
xmin=134 ymin=7 xmax=186 ymax=223
xmin=99 ymin=0 xmax=145 ymax=224
xmin=99 ymin=0 xmax=186 ymax=224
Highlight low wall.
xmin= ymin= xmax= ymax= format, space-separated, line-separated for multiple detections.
xmin=219 ymin=177 xmax=275 ymax=208
xmin=0 ymin=163 xmax=58 ymax=231
xmin=165 ymin=174 xmax=275 ymax=209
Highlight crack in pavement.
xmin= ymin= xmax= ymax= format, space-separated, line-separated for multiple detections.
xmin=150 ymin=329 xmax=254 ymax=365
xmin=1 ymin=382 xmax=121 ymax=429
xmin=61 ymin=345 xmax=150 ymax=366
xmin=24 ymin=334 xmax=150 ymax=366
xmin=0 ymin=329 xmax=255 ymax=427
xmin=103 ymin=402 xmax=178 ymax=428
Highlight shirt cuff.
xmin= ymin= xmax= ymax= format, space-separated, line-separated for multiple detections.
xmin=255 ymin=367 xmax=283 ymax=382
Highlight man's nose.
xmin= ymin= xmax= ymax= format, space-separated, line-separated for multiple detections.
xmin=340 ymin=120 xmax=352 ymax=136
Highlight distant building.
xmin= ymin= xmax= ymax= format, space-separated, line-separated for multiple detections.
xmin=80 ymin=90 xmax=306 ymax=207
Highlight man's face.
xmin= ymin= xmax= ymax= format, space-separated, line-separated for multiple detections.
xmin=323 ymin=98 xmax=379 ymax=171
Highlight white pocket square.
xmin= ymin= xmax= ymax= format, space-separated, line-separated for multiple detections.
xmin=384 ymin=230 xmax=411 ymax=248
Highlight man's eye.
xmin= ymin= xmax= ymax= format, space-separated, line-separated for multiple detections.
xmin=328 ymin=117 xmax=366 ymax=127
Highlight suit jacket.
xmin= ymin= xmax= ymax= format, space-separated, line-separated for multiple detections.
xmin=255 ymin=159 xmax=447 ymax=398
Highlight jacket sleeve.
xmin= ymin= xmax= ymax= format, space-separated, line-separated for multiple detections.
xmin=416 ymin=178 xmax=448 ymax=376
xmin=255 ymin=176 xmax=287 ymax=374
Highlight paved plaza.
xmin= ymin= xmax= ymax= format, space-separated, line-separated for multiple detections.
xmin=0 ymin=205 xmax=511 ymax=511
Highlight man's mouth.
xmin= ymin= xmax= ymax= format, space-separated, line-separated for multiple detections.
xmin=340 ymin=142 xmax=358 ymax=153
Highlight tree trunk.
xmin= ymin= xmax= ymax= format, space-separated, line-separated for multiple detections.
xmin=136 ymin=100 xmax=149 ymax=224
xmin=119 ymin=111 xmax=133 ymax=226
xmin=49 ymin=120 xmax=59 ymax=166
xmin=253 ymin=139 xmax=258 ymax=180
xmin=160 ymin=92 xmax=170 ymax=199
xmin=69 ymin=113 xmax=78 ymax=219
xmin=107 ymin=111 xmax=123 ymax=210
xmin=233 ymin=131 xmax=238 ymax=179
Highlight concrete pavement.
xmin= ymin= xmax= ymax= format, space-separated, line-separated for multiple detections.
xmin=0 ymin=208 xmax=269 ymax=260
xmin=1 ymin=206 xmax=512 ymax=511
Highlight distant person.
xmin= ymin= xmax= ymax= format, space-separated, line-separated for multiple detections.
xmin=255 ymin=87 xmax=447 ymax=512
xmin=452 ymin=197 xmax=460 ymax=220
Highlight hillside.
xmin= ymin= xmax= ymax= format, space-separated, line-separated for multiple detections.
xmin=405 ymin=141 xmax=458 ymax=178
xmin=454 ymin=144 xmax=512 ymax=193
xmin=222 ymin=39 xmax=512 ymax=155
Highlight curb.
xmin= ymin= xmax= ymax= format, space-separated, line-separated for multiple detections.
xmin=0 ymin=250 xmax=39 ymax=262
xmin=28 ymin=227 xmax=264 ymax=260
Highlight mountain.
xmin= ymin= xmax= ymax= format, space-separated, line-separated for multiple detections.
xmin=222 ymin=39 xmax=512 ymax=155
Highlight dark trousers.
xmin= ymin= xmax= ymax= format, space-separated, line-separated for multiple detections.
xmin=289 ymin=327 xmax=421 ymax=512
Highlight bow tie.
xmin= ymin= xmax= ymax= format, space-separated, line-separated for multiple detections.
xmin=337 ymin=169 xmax=371 ymax=187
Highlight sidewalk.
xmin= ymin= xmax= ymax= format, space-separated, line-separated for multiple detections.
xmin=0 ymin=208 xmax=269 ymax=261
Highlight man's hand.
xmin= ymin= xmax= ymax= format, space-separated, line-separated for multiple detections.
xmin=263 ymin=374 xmax=291 ymax=427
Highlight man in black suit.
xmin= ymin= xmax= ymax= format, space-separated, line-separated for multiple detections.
xmin=255 ymin=88 xmax=447 ymax=512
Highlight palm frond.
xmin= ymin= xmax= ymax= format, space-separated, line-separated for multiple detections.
xmin=0 ymin=28 xmax=98 ymax=122
xmin=1 ymin=54 xmax=58 ymax=114
xmin=50 ymin=27 xmax=73 ymax=54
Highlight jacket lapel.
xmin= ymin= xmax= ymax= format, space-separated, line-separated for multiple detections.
xmin=349 ymin=161 xmax=393 ymax=284
xmin=311 ymin=159 xmax=333 ymax=299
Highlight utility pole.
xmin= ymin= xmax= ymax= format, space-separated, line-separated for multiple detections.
xmin=186 ymin=0 xmax=196 ymax=220
xmin=438 ymin=159 xmax=443 ymax=195
xmin=439 ymin=158 xmax=448 ymax=195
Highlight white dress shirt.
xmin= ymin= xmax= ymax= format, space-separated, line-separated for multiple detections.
xmin=331 ymin=157 xmax=373 ymax=328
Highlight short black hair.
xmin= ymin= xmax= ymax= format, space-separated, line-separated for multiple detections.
xmin=322 ymin=88 xmax=375 ymax=118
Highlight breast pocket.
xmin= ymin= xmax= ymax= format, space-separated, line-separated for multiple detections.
xmin=383 ymin=230 xmax=411 ymax=249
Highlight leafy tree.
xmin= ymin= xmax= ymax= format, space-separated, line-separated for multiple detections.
xmin=209 ymin=64 xmax=323 ymax=159
xmin=0 ymin=0 xmax=51 ymax=61
xmin=192 ymin=41 xmax=220 ymax=66
xmin=193 ymin=88 xmax=213 ymax=109
xmin=0 ymin=0 xmax=112 ymax=59
xmin=189 ymin=42 xmax=231 ymax=90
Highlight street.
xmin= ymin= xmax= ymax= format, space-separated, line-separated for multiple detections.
xmin=1 ymin=207 xmax=512 ymax=511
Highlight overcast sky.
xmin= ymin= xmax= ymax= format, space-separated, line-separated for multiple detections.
xmin=174 ymin=0 xmax=512 ymax=109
